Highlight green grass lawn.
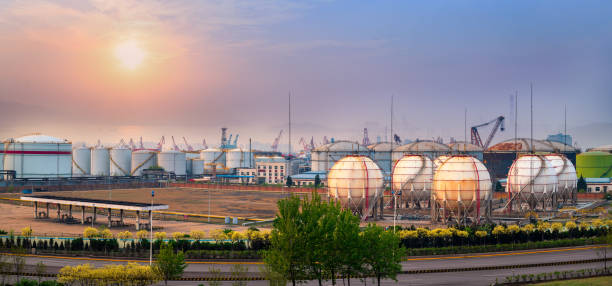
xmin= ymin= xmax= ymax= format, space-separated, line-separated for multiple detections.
xmin=531 ymin=276 xmax=611 ymax=286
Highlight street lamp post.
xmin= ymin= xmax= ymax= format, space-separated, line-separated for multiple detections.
xmin=150 ymin=190 xmax=154 ymax=265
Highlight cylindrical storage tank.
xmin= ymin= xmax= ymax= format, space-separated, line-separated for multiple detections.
xmin=72 ymin=144 xmax=91 ymax=176
xmin=91 ymin=146 xmax=110 ymax=176
xmin=327 ymin=155 xmax=384 ymax=214
xmin=433 ymin=156 xmax=492 ymax=212
xmin=545 ymin=154 xmax=577 ymax=199
xmin=312 ymin=141 xmax=368 ymax=173
xmin=226 ymin=148 xmax=243 ymax=169
xmin=186 ymin=158 xmax=193 ymax=176
xmin=448 ymin=142 xmax=484 ymax=161
xmin=3 ymin=134 xmax=72 ymax=178
xmin=392 ymin=141 xmax=451 ymax=167
xmin=158 ymin=150 xmax=186 ymax=176
xmin=200 ymin=148 xmax=222 ymax=171
xmin=506 ymin=155 xmax=558 ymax=202
xmin=576 ymin=151 xmax=612 ymax=178
xmin=110 ymin=143 xmax=131 ymax=176
xmin=131 ymin=150 xmax=157 ymax=176
xmin=310 ymin=151 xmax=320 ymax=172
xmin=391 ymin=155 xmax=433 ymax=203
xmin=367 ymin=142 xmax=396 ymax=174
xmin=192 ymin=159 xmax=205 ymax=176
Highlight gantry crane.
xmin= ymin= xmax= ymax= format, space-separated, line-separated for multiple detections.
xmin=470 ymin=116 xmax=505 ymax=149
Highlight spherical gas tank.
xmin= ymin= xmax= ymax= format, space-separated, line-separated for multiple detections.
xmin=433 ymin=155 xmax=492 ymax=211
xmin=391 ymin=155 xmax=433 ymax=202
xmin=507 ymin=155 xmax=558 ymax=201
xmin=327 ymin=155 xmax=384 ymax=213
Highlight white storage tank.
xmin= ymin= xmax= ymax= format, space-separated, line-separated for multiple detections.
xmin=367 ymin=142 xmax=397 ymax=174
xmin=391 ymin=155 xmax=433 ymax=206
xmin=544 ymin=154 xmax=577 ymax=200
xmin=226 ymin=148 xmax=254 ymax=169
xmin=110 ymin=142 xmax=132 ymax=176
xmin=91 ymin=145 xmax=110 ymax=176
xmin=506 ymin=154 xmax=558 ymax=202
xmin=186 ymin=158 xmax=193 ymax=176
xmin=433 ymin=155 xmax=492 ymax=213
xmin=327 ymin=155 xmax=384 ymax=215
xmin=2 ymin=134 xmax=72 ymax=178
xmin=72 ymin=144 xmax=91 ymax=176
xmin=433 ymin=155 xmax=451 ymax=171
xmin=311 ymin=141 xmax=368 ymax=172
xmin=131 ymin=150 xmax=157 ymax=176
xmin=200 ymin=148 xmax=223 ymax=171
xmin=158 ymin=149 xmax=186 ymax=176
xmin=192 ymin=159 xmax=205 ymax=176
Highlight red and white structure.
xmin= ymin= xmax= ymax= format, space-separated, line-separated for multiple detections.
xmin=2 ymin=134 xmax=72 ymax=178
xmin=327 ymin=155 xmax=384 ymax=219
xmin=432 ymin=155 xmax=492 ymax=224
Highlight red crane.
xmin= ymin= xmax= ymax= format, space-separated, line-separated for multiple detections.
xmin=271 ymin=130 xmax=283 ymax=152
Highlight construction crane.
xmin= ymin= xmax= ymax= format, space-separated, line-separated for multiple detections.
xmin=171 ymin=136 xmax=180 ymax=151
xmin=393 ymin=134 xmax=401 ymax=145
xmin=298 ymin=137 xmax=312 ymax=153
xmin=271 ymin=130 xmax=283 ymax=152
xmin=155 ymin=136 xmax=165 ymax=151
xmin=233 ymin=134 xmax=239 ymax=145
xmin=471 ymin=116 xmax=505 ymax=149
xmin=182 ymin=137 xmax=194 ymax=151
xmin=202 ymin=139 xmax=208 ymax=149
xmin=362 ymin=128 xmax=370 ymax=146
xmin=310 ymin=137 xmax=315 ymax=150
xmin=322 ymin=136 xmax=330 ymax=145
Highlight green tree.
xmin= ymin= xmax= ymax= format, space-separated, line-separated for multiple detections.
xmin=577 ymin=176 xmax=587 ymax=192
xmin=314 ymin=174 xmax=321 ymax=188
xmin=335 ymin=210 xmax=363 ymax=286
xmin=154 ymin=243 xmax=187 ymax=286
xmin=286 ymin=176 xmax=294 ymax=187
xmin=300 ymin=193 xmax=328 ymax=285
xmin=263 ymin=195 xmax=306 ymax=286
xmin=361 ymin=224 xmax=404 ymax=286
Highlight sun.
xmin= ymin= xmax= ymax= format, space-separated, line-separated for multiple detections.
xmin=114 ymin=40 xmax=146 ymax=70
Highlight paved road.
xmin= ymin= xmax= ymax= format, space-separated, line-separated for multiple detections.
xmin=3 ymin=245 xmax=610 ymax=285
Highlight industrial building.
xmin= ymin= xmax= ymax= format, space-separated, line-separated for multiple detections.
xmin=255 ymin=156 xmax=288 ymax=184
xmin=2 ymin=134 xmax=72 ymax=178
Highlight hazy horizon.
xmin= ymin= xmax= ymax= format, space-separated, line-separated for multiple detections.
xmin=1 ymin=0 xmax=611 ymax=151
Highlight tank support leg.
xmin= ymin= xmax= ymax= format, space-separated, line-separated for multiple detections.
xmin=34 ymin=202 xmax=38 ymax=219
xmin=108 ymin=208 xmax=112 ymax=228
xmin=93 ymin=207 xmax=97 ymax=225
xmin=81 ymin=206 xmax=85 ymax=224
xmin=136 ymin=211 xmax=141 ymax=230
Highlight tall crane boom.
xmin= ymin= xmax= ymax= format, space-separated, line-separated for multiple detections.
xmin=271 ymin=130 xmax=283 ymax=152
xmin=182 ymin=137 xmax=194 ymax=151
xmin=471 ymin=116 xmax=505 ymax=149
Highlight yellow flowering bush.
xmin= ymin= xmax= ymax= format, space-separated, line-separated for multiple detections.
xmin=83 ymin=227 xmax=98 ymax=238
xmin=475 ymin=230 xmax=488 ymax=238
xmin=416 ymin=228 xmax=429 ymax=238
xmin=398 ymin=230 xmax=418 ymax=239
xmin=537 ymin=222 xmax=550 ymax=232
xmin=522 ymin=224 xmax=535 ymax=233
xmin=209 ymin=229 xmax=228 ymax=241
xmin=99 ymin=229 xmax=114 ymax=239
xmin=550 ymin=222 xmax=563 ymax=232
xmin=154 ymin=232 xmax=167 ymax=240
xmin=117 ymin=231 xmax=132 ymax=240
xmin=456 ymin=230 xmax=469 ymax=238
xmin=592 ymin=219 xmax=603 ymax=228
xmin=507 ymin=225 xmax=520 ymax=234
xmin=231 ymin=231 xmax=245 ymax=242
xmin=172 ymin=232 xmax=185 ymax=240
xmin=58 ymin=263 xmax=159 ymax=285
xmin=579 ymin=222 xmax=590 ymax=230
xmin=190 ymin=230 xmax=206 ymax=240
xmin=246 ymin=229 xmax=263 ymax=240
xmin=136 ymin=230 xmax=148 ymax=239
xmin=565 ymin=221 xmax=577 ymax=230
xmin=492 ymin=225 xmax=506 ymax=236
xmin=21 ymin=226 xmax=33 ymax=237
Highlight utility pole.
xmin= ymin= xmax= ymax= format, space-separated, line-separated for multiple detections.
xmin=150 ymin=190 xmax=154 ymax=265
xmin=288 ymin=92 xmax=292 ymax=156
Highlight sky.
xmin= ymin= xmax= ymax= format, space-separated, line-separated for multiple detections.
xmin=1 ymin=0 xmax=611 ymax=151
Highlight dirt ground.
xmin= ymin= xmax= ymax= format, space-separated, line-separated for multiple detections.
xmin=0 ymin=187 xmax=308 ymax=237
xmin=4 ymin=187 xmax=308 ymax=218
xmin=0 ymin=203 xmax=261 ymax=237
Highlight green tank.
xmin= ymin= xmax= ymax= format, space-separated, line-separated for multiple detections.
xmin=576 ymin=151 xmax=612 ymax=178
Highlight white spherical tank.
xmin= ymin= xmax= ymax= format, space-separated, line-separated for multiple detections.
xmin=507 ymin=155 xmax=558 ymax=201
xmin=544 ymin=154 xmax=577 ymax=198
xmin=158 ymin=150 xmax=186 ymax=176
xmin=72 ymin=144 xmax=91 ymax=176
xmin=131 ymin=150 xmax=157 ymax=176
xmin=327 ymin=156 xmax=384 ymax=214
xmin=110 ymin=144 xmax=132 ymax=176
xmin=91 ymin=146 xmax=110 ymax=176
xmin=2 ymin=134 xmax=72 ymax=178
xmin=191 ymin=159 xmax=205 ymax=175
xmin=200 ymin=148 xmax=222 ymax=171
xmin=433 ymin=155 xmax=451 ymax=171
xmin=433 ymin=156 xmax=492 ymax=212
xmin=392 ymin=155 xmax=433 ymax=202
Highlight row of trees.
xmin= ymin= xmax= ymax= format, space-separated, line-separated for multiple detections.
xmin=263 ymin=192 xmax=403 ymax=286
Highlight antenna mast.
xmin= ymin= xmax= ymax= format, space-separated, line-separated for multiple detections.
xmin=515 ymin=91 xmax=518 ymax=159
xmin=530 ymin=83 xmax=533 ymax=154
xmin=288 ymin=92 xmax=292 ymax=156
